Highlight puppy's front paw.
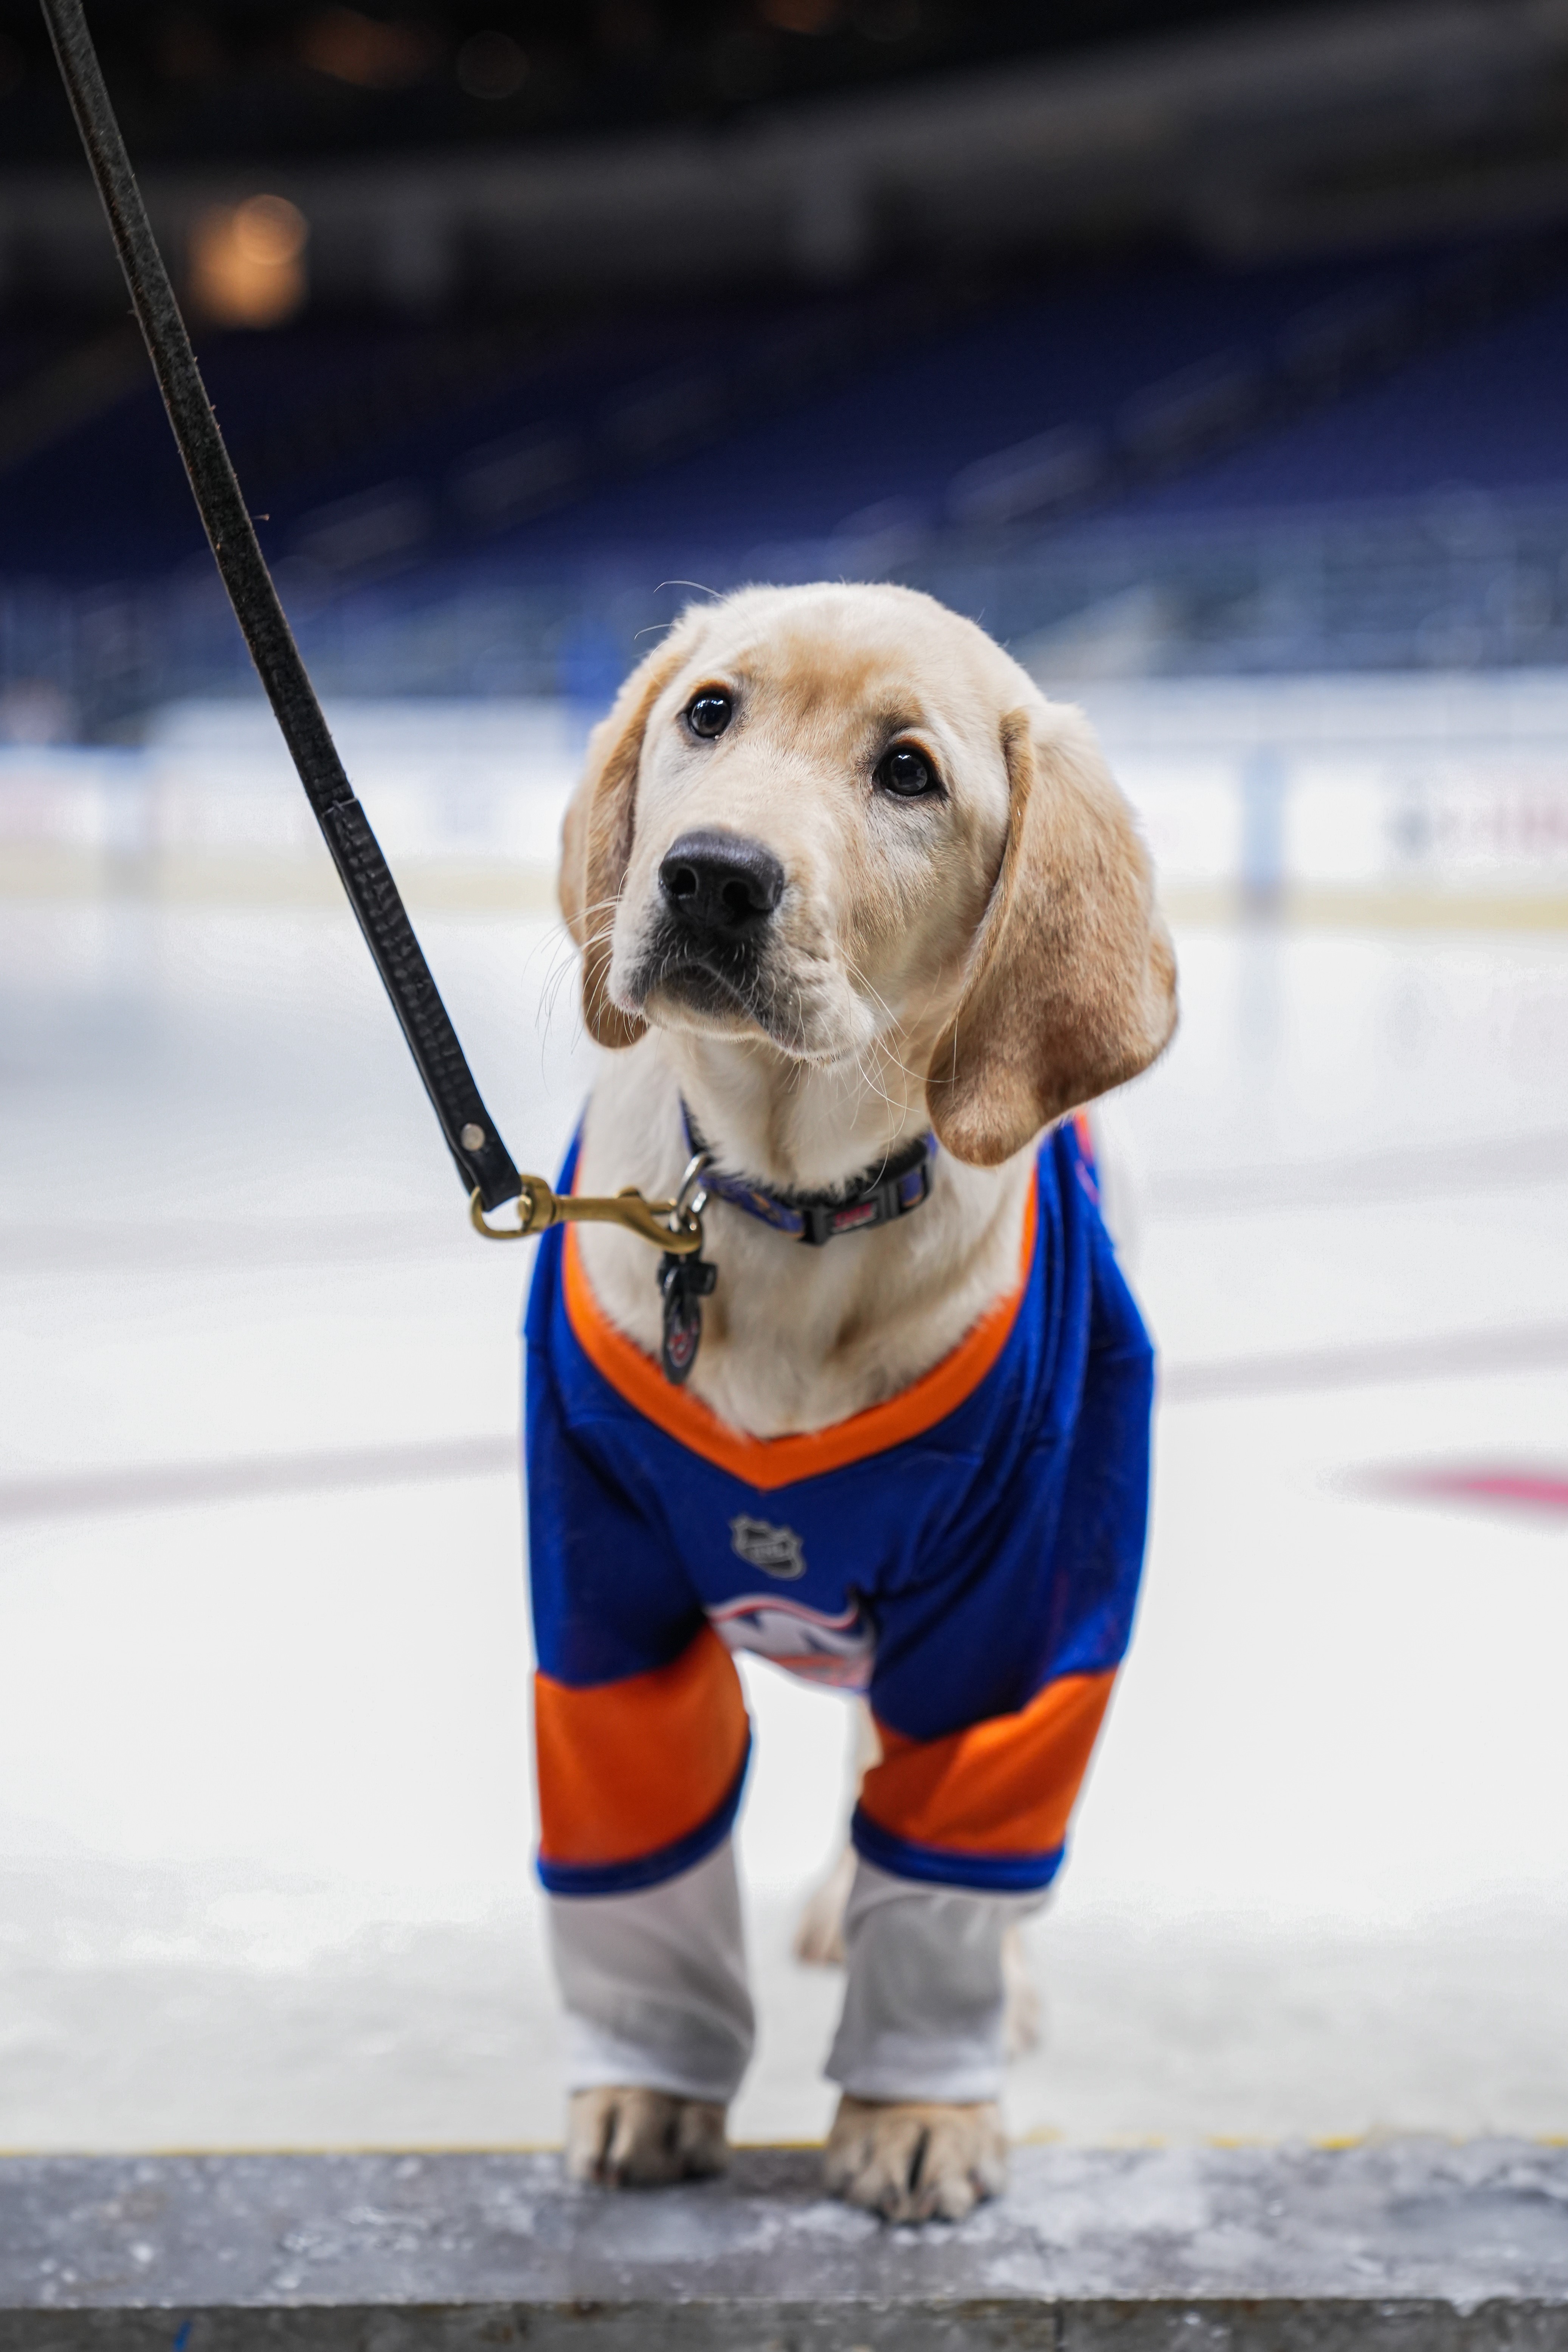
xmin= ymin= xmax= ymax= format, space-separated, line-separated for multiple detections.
xmin=565 ymin=2086 xmax=728 ymax=2188
xmin=824 ymin=2093 xmax=1006 ymax=2224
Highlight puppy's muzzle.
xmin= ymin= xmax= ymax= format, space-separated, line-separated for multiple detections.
xmin=658 ymin=831 xmax=784 ymax=944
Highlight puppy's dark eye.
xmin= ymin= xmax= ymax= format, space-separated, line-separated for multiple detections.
xmin=875 ymin=743 xmax=939 ymax=798
xmin=687 ymin=690 xmax=732 ymax=740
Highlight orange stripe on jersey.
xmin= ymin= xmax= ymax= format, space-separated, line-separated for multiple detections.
xmin=534 ymin=1626 xmax=749 ymax=1869
xmin=859 ymin=1669 xmax=1116 ymax=1858
xmin=562 ymin=1176 xmax=1037 ymax=1492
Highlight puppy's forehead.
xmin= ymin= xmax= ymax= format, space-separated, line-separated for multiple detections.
xmin=686 ymin=591 xmax=1002 ymax=735
xmin=744 ymin=635 xmax=920 ymax=730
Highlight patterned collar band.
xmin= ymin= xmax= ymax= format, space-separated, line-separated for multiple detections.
xmin=680 ymin=1102 xmax=935 ymax=1248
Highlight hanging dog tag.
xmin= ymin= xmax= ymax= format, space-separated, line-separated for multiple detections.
xmin=659 ymin=1249 xmax=717 ymax=1385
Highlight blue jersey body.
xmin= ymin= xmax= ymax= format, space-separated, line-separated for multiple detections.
xmin=524 ymin=1120 xmax=1154 ymax=1901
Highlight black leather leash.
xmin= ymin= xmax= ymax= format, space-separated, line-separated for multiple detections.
xmin=40 ymin=0 xmax=913 ymax=1351
xmin=39 ymin=0 xmax=522 ymax=1214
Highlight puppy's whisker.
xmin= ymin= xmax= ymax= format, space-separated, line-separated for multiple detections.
xmin=843 ymin=958 xmax=927 ymax=1104
xmin=842 ymin=952 xmax=912 ymax=1045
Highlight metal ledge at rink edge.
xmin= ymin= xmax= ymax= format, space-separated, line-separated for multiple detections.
xmin=2 ymin=2140 xmax=1568 ymax=2349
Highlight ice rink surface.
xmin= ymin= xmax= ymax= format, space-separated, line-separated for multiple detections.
xmin=1 ymin=862 xmax=1566 ymax=2151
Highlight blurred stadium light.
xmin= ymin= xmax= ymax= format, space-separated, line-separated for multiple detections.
xmin=189 ymin=195 xmax=310 ymax=328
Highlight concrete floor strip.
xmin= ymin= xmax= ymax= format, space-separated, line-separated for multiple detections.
xmin=1 ymin=2143 xmax=1565 ymax=2347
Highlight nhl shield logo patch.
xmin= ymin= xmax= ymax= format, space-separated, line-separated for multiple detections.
xmin=729 ymin=1513 xmax=807 ymax=1580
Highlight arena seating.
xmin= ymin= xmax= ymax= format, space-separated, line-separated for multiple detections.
xmin=4 ymin=232 xmax=1568 ymax=707
xmin=1115 ymin=260 xmax=1568 ymax=522
xmin=6 ymin=239 xmax=1563 ymax=584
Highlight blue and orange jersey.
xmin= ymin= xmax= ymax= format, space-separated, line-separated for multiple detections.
xmin=524 ymin=1118 xmax=1154 ymax=1901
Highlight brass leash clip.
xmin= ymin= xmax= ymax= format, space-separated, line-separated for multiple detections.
xmin=470 ymin=1171 xmax=707 ymax=1256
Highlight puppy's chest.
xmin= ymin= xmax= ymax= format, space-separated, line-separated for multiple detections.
xmin=580 ymin=1220 xmax=960 ymax=1437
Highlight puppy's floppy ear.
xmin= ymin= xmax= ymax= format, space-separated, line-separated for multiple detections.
xmin=926 ymin=701 xmax=1177 ymax=1166
xmin=558 ymin=622 xmax=700 ymax=1049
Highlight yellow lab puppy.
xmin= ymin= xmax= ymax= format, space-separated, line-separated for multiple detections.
xmin=537 ymin=582 xmax=1175 ymax=2221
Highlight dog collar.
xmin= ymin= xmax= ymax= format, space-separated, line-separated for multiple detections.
xmin=679 ymin=1102 xmax=935 ymax=1248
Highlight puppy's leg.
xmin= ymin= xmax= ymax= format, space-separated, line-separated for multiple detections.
xmin=548 ymin=1839 xmax=753 ymax=2188
xmin=1000 ymin=1923 xmax=1043 ymax=2057
xmin=823 ymin=1859 xmax=1045 ymax=2222
xmin=793 ymin=1701 xmax=878 ymax=1966
xmin=796 ymin=1705 xmax=1042 ymax=2057
xmin=566 ymin=2086 xmax=728 ymax=2187
xmin=793 ymin=1844 xmax=856 ymax=1966
xmin=801 ymin=1874 xmax=1042 ymax=2057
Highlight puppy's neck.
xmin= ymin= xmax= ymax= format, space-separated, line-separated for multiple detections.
xmin=664 ymin=1028 xmax=931 ymax=1194
xmin=575 ymin=1023 xmax=1032 ymax=1437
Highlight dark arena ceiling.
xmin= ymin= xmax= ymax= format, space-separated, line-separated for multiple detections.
xmin=5 ymin=3 xmax=1568 ymax=314
xmin=0 ymin=3 xmax=1318 ymax=167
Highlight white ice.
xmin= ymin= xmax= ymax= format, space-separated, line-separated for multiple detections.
xmin=0 ymin=700 xmax=1566 ymax=2154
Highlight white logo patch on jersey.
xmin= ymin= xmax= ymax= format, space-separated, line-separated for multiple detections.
xmin=707 ymin=1593 xmax=875 ymax=1692
xmin=729 ymin=1514 xmax=806 ymax=1580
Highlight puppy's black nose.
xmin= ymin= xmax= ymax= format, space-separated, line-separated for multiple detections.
xmin=659 ymin=831 xmax=784 ymax=940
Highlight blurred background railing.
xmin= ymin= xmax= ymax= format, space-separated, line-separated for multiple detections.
xmin=15 ymin=488 xmax=1568 ymax=723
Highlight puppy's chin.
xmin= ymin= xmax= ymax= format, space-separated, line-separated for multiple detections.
xmin=618 ymin=951 xmax=840 ymax=1062
xmin=644 ymin=961 xmax=771 ymax=1043
xmin=617 ymin=929 xmax=786 ymax=1046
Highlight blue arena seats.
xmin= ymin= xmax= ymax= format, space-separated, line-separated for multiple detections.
xmin=1108 ymin=273 xmax=1568 ymax=520
xmin=6 ymin=241 xmax=1560 ymax=589
xmin=4 ymin=232 xmax=1568 ymax=705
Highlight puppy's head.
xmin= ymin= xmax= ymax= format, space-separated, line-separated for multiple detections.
xmin=559 ymin=583 xmax=1176 ymax=1164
